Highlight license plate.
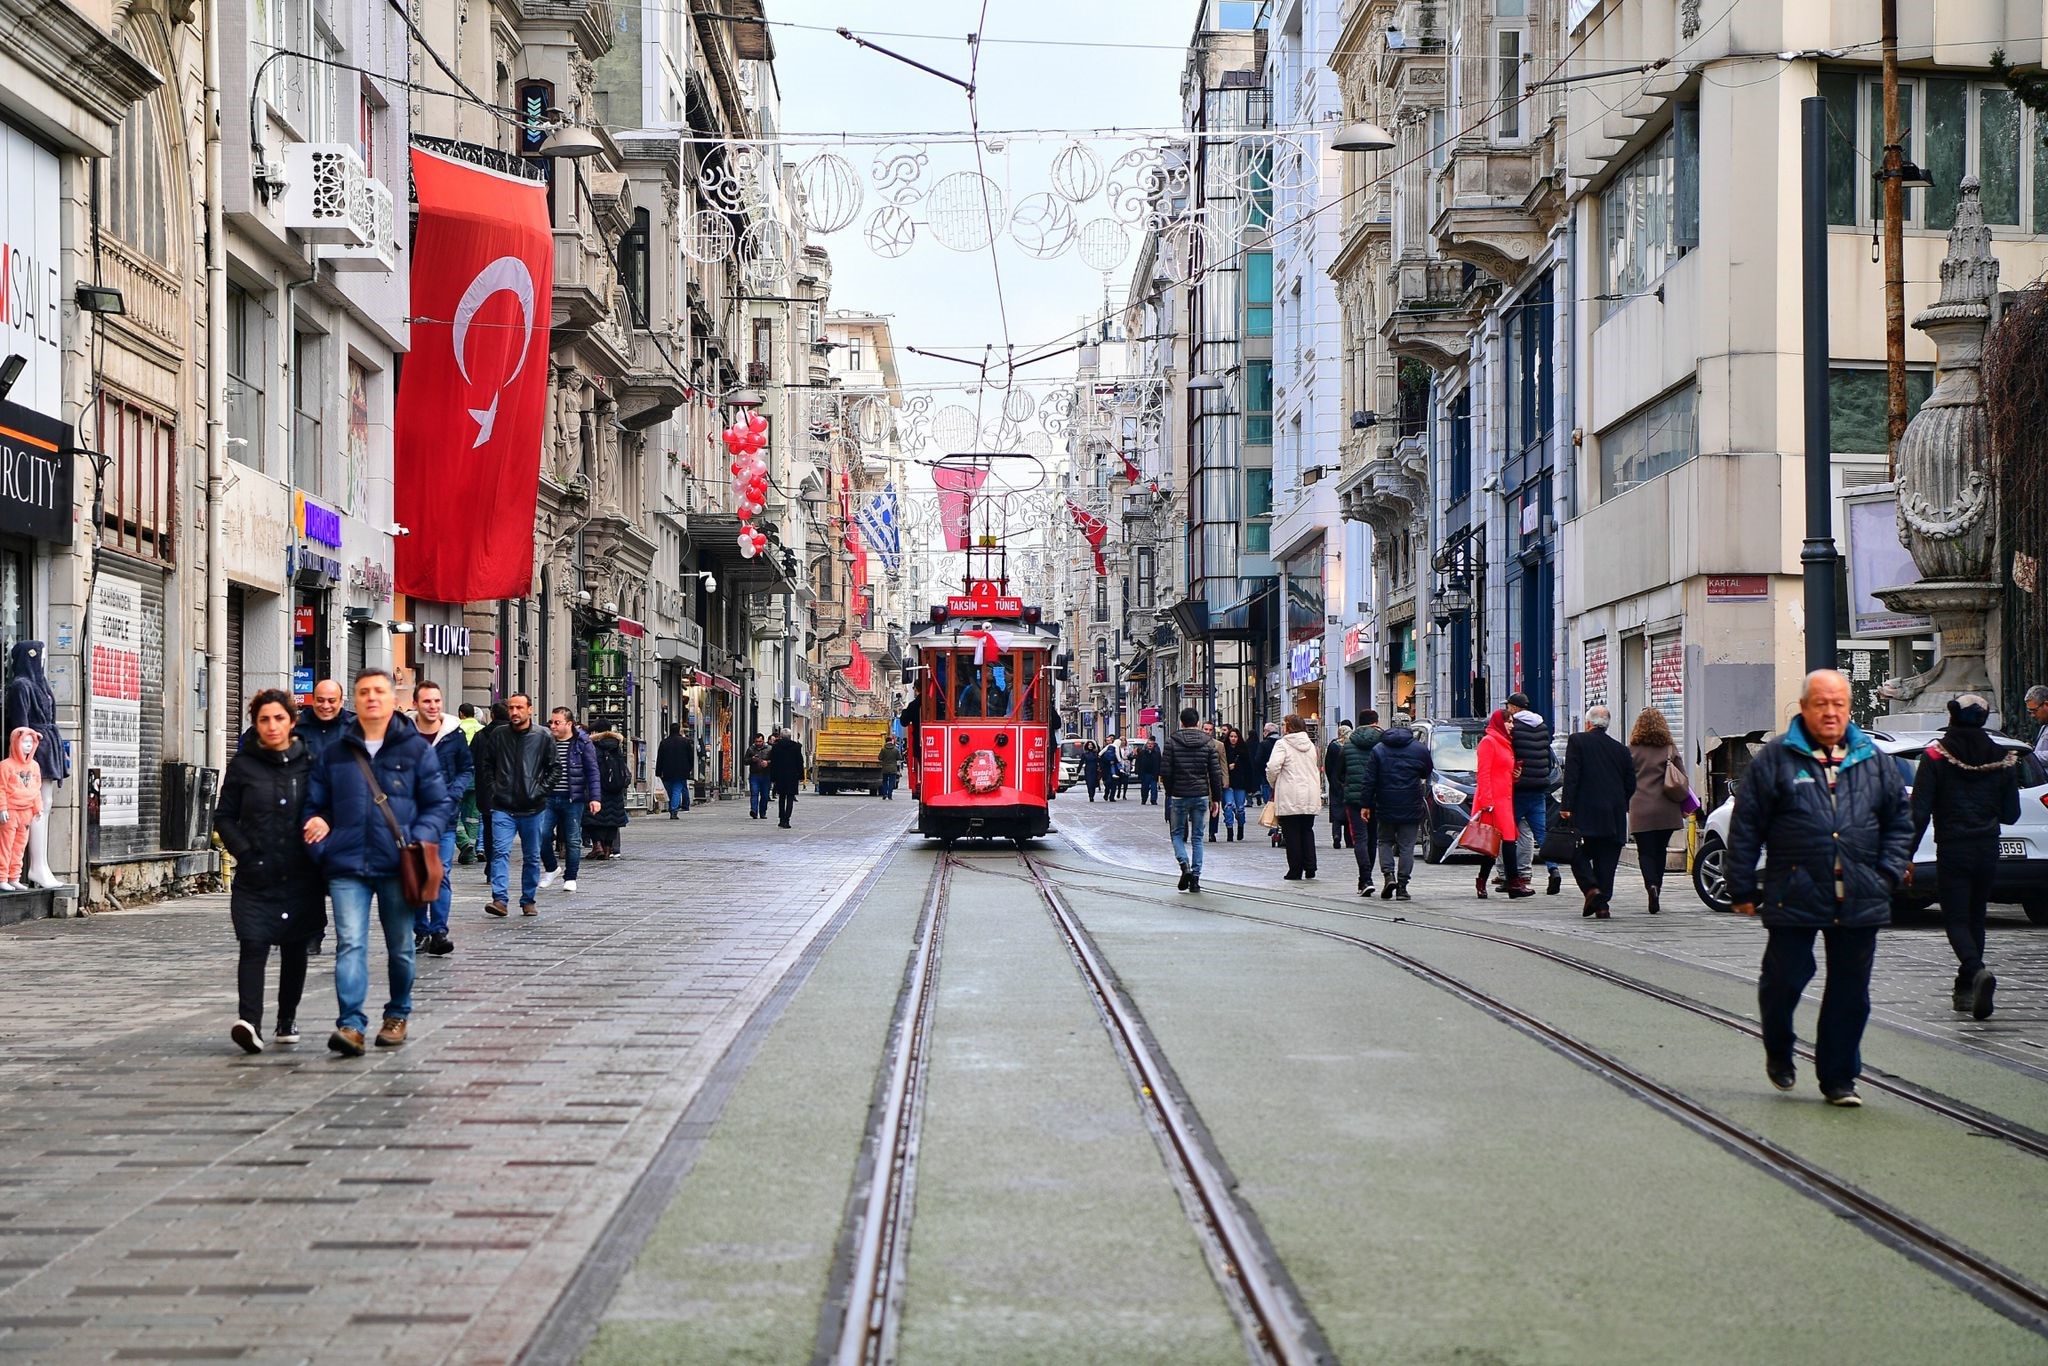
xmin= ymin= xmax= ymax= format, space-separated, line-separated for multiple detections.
xmin=2001 ymin=839 xmax=2027 ymax=859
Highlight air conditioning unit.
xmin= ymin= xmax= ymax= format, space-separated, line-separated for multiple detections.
xmin=282 ymin=143 xmax=371 ymax=246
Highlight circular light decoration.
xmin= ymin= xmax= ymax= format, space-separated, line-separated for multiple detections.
xmin=1076 ymin=217 xmax=1131 ymax=274
xmin=798 ymin=153 xmax=864 ymax=234
xmin=1266 ymin=131 xmax=1316 ymax=194
xmin=699 ymin=145 xmax=749 ymax=213
xmin=1007 ymin=193 xmax=1077 ymax=260
xmin=932 ymin=404 xmax=979 ymax=451
xmin=1049 ymin=140 xmax=1104 ymax=202
xmin=1018 ymin=430 xmax=1054 ymax=462
xmin=851 ymin=395 xmax=887 ymax=446
xmin=740 ymin=220 xmax=785 ymax=284
xmin=682 ymin=208 xmax=736 ymax=263
xmin=980 ymin=420 xmax=1020 ymax=452
xmin=864 ymin=204 xmax=917 ymax=259
xmin=1107 ymin=141 xmax=1191 ymax=225
xmin=926 ymin=172 xmax=1006 ymax=252
xmin=1039 ymin=386 xmax=1076 ymax=437
xmin=1001 ymin=387 xmax=1039 ymax=423
xmin=870 ymin=142 xmax=929 ymax=206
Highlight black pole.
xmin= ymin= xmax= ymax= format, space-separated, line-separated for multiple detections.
xmin=1800 ymin=96 xmax=1840 ymax=673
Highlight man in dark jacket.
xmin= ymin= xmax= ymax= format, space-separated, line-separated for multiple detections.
xmin=1339 ymin=713 xmax=1384 ymax=885
xmin=1160 ymin=707 xmax=1225 ymax=893
xmin=1910 ymin=694 xmax=2022 ymax=1019
xmin=1559 ymin=706 xmax=1636 ymax=918
xmin=540 ymin=708 xmax=602 ymax=891
xmin=1356 ymin=717 xmax=1432 ymax=900
xmin=1134 ymin=737 xmax=1161 ymax=805
xmin=412 ymin=680 xmax=471 ymax=957
xmin=1727 ymin=669 xmax=1914 ymax=1107
xmin=768 ymin=727 xmax=805 ymax=827
xmin=479 ymin=694 xmax=557 ymax=919
xmin=302 ymin=668 xmax=453 ymax=1057
xmin=469 ymin=702 xmax=510 ymax=876
xmin=1506 ymin=693 xmax=1559 ymax=894
xmin=1324 ymin=721 xmax=1354 ymax=849
xmin=655 ymin=722 xmax=695 ymax=817
xmin=297 ymin=679 xmax=355 ymax=759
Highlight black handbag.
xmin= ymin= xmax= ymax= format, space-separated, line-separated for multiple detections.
xmin=1539 ymin=819 xmax=1582 ymax=865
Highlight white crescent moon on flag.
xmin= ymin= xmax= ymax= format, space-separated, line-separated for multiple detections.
xmin=451 ymin=256 xmax=537 ymax=448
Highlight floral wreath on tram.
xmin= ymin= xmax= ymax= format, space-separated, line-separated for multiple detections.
xmin=956 ymin=746 xmax=1007 ymax=795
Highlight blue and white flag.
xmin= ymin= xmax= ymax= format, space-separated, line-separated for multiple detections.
xmin=856 ymin=483 xmax=900 ymax=571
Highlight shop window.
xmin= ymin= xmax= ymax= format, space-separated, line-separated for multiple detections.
xmin=1598 ymin=383 xmax=1697 ymax=501
xmin=1828 ymin=366 xmax=1934 ymax=455
xmin=96 ymin=392 xmax=177 ymax=562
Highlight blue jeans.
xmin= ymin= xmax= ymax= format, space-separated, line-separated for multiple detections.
xmin=330 ymin=875 xmax=415 ymax=1033
xmin=664 ymin=779 xmax=690 ymax=813
xmin=881 ymin=772 xmax=900 ymax=800
xmin=1139 ymin=776 xmax=1158 ymax=805
xmin=1514 ymin=791 xmax=1554 ymax=871
xmin=749 ymin=774 xmax=771 ymax=817
xmin=489 ymin=808 xmax=546 ymax=907
xmin=415 ymin=831 xmax=458 ymax=936
xmin=541 ymin=795 xmax=585 ymax=878
xmin=1760 ymin=925 xmax=1878 ymax=1091
xmin=1169 ymin=796 xmax=1209 ymax=876
xmin=1221 ymin=787 xmax=1248 ymax=828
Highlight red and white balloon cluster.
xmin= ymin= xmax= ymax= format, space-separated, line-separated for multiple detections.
xmin=722 ymin=411 xmax=772 ymax=559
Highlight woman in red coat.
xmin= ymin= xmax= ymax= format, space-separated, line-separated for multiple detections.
xmin=1472 ymin=710 xmax=1532 ymax=898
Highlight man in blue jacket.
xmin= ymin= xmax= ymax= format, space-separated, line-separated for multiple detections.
xmin=540 ymin=707 xmax=601 ymax=891
xmin=303 ymin=668 xmax=454 ymax=1057
xmin=1727 ymin=669 xmax=1914 ymax=1108
xmin=412 ymin=680 xmax=471 ymax=958
xmin=296 ymin=679 xmax=355 ymax=758
xmin=1355 ymin=714 xmax=1432 ymax=901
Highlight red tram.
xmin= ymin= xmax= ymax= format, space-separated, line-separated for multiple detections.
xmin=906 ymin=581 xmax=1061 ymax=844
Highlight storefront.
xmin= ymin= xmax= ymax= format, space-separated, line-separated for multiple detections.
xmin=1283 ymin=544 xmax=1325 ymax=723
xmin=1341 ymin=622 xmax=1372 ymax=722
xmin=1388 ymin=619 xmax=1417 ymax=717
xmin=689 ymin=668 xmax=741 ymax=794
xmin=412 ymin=602 xmax=473 ymax=705
xmin=289 ymin=494 xmax=344 ymax=699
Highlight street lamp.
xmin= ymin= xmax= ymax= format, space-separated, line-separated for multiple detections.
xmin=1187 ymin=373 xmax=1226 ymax=392
xmin=536 ymin=119 xmax=604 ymax=159
xmin=726 ymin=388 xmax=766 ymax=410
xmin=1332 ymin=121 xmax=1397 ymax=153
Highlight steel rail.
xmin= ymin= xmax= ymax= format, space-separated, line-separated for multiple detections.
xmin=1016 ymin=852 xmax=1334 ymax=1366
xmin=1033 ymin=858 xmax=2048 ymax=1162
xmin=828 ymin=855 xmax=953 ymax=1366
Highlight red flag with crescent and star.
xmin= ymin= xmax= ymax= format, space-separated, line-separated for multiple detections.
xmin=395 ymin=147 xmax=554 ymax=602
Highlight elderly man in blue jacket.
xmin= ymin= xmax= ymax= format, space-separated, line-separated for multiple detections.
xmin=1727 ymin=669 xmax=1914 ymax=1108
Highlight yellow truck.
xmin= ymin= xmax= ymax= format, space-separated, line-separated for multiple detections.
xmin=812 ymin=716 xmax=893 ymax=795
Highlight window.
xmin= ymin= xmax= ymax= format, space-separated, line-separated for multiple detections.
xmin=1245 ymin=359 xmax=1273 ymax=444
xmin=1821 ymin=69 xmax=2042 ymax=230
xmin=106 ymin=100 xmax=167 ymax=263
xmin=1599 ymin=118 xmax=1696 ymax=317
xmin=1506 ymin=275 xmax=1553 ymax=455
xmin=225 ymin=284 xmax=267 ymax=474
xmin=1828 ymin=366 xmax=1934 ymax=454
xmin=1245 ymin=466 xmax=1273 ymax=554
xmin=1245 ymin=252 xmax=1273 ymax=337
xmin=1495 ymin=27 xmax=1524 ymax=141
xmin=1247 ymin=144 xmax=1273 ymax=229
xmin=1598 ymin=383 xmax=1698 ymax=500
xmin=1448 ymin=387 xmax=1473 ymax=502
xmin=844 ymin=337 xmax=864 ymax=370
xmin=1136 ymin=547 xmax=1155 ymax=609
xmin=96 ymin=392 xmax=177 ymax=562
xmin=292 ymin=331 xmax=323 ymax=494
xmin=1093 ymin=575 xmax=1108 ymax=623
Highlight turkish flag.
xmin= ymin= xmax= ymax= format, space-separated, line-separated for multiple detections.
xmin=395 ymin=148 xmax=554 ymax=602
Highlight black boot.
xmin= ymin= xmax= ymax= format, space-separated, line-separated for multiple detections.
xmin=1546 ymin=869 xmax=1562 ymax=896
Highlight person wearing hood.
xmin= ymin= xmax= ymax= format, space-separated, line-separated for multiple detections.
xmin=1472 ymin=710 xmax=1529 ymax=897
xmin=1080 ymin=740 xmax=1101 ymax=801
xmin=4 ymin=640 xmax=65 ymax=889
xmin=214 ymin=691 xmax=327 ymax=1053
xmin=1339 ymin=713 xmax=1384 ymax=887
xmin=1355 ymin=715 xmax=1433 ymax=900
xmin=1506 ymin=693 xmax=1561 ymax=895
xmin=1911 ymin=694 xmax=2021 ymax=1019
xmin=302 ymin=669 xmax=454 ymax=1057
xmin=1324 ymin=720 xmax=1355 ymax=849
xmin=656 ymin=722 xmax=695 ymax=816
xmin=1160 ymin=707 xmax=1225 ymax=893
xmin=410 ymin=681 xmax=471 ymax=957
xmin=585 ymin=729 xmax=632 ymax=858
xmin=1265 ymin=715 xmax=1324 ymax=881
xmin=296 ymin=679 xmax=355 ymax=759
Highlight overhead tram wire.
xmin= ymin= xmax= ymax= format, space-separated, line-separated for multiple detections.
xmin=964 ymin=3 xmax=1014 ymax=425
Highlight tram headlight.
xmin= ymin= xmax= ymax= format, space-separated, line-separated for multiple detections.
xmin=994 ymin=733 xmax=1010 ymax=746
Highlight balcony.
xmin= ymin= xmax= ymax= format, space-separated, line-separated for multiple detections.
xmin=1337 ymin=430 xmax=1427 ymax=540
xmin=619 ymin=333 xmax=688 ymax=429
xmin=1429 ymin=133 xmax=1563 ymax=281
xmin=322 ymin=175 xmax=396 ymax=273
xmin=553 ymin=228 xmax=611 ymax=332
xmin=746 ymin=360 xmax=771 ymax=384
xmin=281 ymin=144 xmax=371 ymax=246
xmin=1382 ymin=259 xmax=1492 ymax=371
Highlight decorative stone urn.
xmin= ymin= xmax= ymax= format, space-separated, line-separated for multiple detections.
xmin=1877 ymin=177 xmax=2002 ymax=717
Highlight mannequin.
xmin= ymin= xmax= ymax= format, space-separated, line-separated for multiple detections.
xmin=5 ymin=641 xmax=67 ymax=889
xmin=0 ymin=728 xmax=45 ymax=889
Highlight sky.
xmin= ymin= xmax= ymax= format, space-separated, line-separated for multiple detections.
xmin=765 ymin=0 xmax=1192 ymax=422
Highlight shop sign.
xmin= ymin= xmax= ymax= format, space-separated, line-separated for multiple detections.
xmin=293 ymin=492 xmax=343 ymax=549
xmin=293 ymin=605 xmax=316 ymax=639
xmin=0 ymin=399 xmax=72 ymax=543
xmin=349 ymin=557 xmax=393 ymax=603
xmin=1139 ymin=706 xmax=1160 ymax=726
xmin=1343 ymin=623 xmax=1369 ymax=665
xmin=289 ymin=543 xmax=342 ymax=582
xmin=292 ymin=666 xmax=315 ymax=698
xmin=419 ymin=623 xmax=471 ymax=656
xmin=1705 ymin=574 xmax=1770 ymax=603
xmin=1 ymin=124 xmax=62 ymax=419
xmin=1288 ymin=637 xmax=1322 ymax=687
xmin=89 ymin=575 xmax=144 ymax=828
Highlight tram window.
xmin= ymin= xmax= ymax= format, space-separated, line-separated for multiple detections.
xmin=928 ymin=653 xmax=951 ymax=721
xmin=985 ymin=659 xmax=1012 ymax=717
xmin=1018 ymin=653 xmax=1043 ymax=723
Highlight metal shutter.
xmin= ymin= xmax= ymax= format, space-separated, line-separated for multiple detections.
xmin=225 ymin=586 xmax=245 ymax=731
xmin=1583 ymin=637 xmax=1610 ymax=711
xmin=1649 ymin=631 xmax=1684 ymax=757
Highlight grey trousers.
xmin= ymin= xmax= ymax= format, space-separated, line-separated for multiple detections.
xmin=1378 ymin=820 xmax=1419 ymax=885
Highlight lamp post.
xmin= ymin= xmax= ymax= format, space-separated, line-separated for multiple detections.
xmin=780 ymin=546 xmax=797 ymax=732
xmin=1800 ymin=97 xmax=1840 ymax=673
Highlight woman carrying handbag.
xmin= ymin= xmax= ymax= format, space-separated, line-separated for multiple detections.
xmin=1469 ymin=710 xmax=1531 ymax=898
xmin=1627 ymin=707 xmax=1687 ymax=914
xmin=1264 ymin=715 xmax=1324 ymax=881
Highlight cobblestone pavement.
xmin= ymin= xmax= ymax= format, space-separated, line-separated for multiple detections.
xmin=0 ymin=792 xmax=910 ymax=1364
xmin=1053 ymin=794 xmax=2048 ymax=1075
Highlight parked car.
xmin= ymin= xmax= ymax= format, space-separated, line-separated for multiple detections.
xmin=1692 ymin=728 xmax=2048 ymax=924
xmin=1416 ymin=718 xmax=1567 ymax=864
xmin=1058 ymin=740 xmax=1085 ymax=791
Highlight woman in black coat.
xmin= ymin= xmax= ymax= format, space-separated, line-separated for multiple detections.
xmin=214 ymin=690 xmax=327 ymax=1053
xmin=585 ymin=730 xmax=632 ymax=858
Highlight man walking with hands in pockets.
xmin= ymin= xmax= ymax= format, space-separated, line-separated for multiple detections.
xmin=1161 ymin=707 xmax=1226 ymax=895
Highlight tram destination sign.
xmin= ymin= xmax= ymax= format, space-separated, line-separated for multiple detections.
xmin=945 ymin=594 xmax=1023 ymax=618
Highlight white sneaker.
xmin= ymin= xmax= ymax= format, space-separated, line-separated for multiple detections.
xmin=539 ymin=871 xmax=559 ymax=889
xmin=563 ymin=879 xmax=578 ymax=893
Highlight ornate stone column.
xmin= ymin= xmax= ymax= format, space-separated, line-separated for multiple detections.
xmin=1878 ymin=177 xmax=2002 ymax=718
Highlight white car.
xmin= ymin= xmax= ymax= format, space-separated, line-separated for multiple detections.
xmin=1692 ymin=729 xmax=2048 ymax=924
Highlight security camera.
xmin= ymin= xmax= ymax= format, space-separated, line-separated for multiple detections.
xmin=601 ymin=600 xmax=618 ymax=615
xmin=575 ymin=589 xmax=593 ymax=604
xmin=1479 ymin=472 xmax=1501 ymax=494
xmin=389 ymin=523 xmax=411 ymax=537
xmin=698 ymin=571 xmax=718 ymax=593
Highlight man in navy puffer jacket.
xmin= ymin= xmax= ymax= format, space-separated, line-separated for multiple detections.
xmin=304 ymin=669 xmax=453 ymax=1057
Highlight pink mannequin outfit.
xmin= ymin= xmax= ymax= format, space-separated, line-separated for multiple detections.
xmin=0 ymin=728 xmax=45 ymax=885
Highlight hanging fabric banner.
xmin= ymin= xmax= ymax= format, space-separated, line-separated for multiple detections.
xmin=932 ymin=463 xmax=988 ymax=551
xmin=394 ymin=147 xmax=554 ymax=601
xmin=856 ymin=482 xmax=901 ymax=570
xmin=1066 ymin=498 xmax=1108 ymax=575
xmin=845 ymin=640 xmax=872 ymax=692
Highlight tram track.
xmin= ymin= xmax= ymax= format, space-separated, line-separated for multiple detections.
xmin=1034 ymin=856 xmax=2048 ymax=1163
xmin=1027 ymin=853 xmax=2048 ymax=1341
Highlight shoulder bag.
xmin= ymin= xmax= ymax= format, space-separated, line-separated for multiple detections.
xmin=1662 ymin=751 xmax=1687 ymax=803
xmin=352 ymin=750 xmax=443 ymax=908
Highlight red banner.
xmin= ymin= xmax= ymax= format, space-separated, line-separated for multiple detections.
xmin=1066 ymin=498 xmax=1108 ymax=575
xmin=395 ymin=148 xmax=554 ymax=602
xmin=932 ymin=463 xmax=988 ymax=551
xmin=846 ymin=640 xmax=872 ymax=692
